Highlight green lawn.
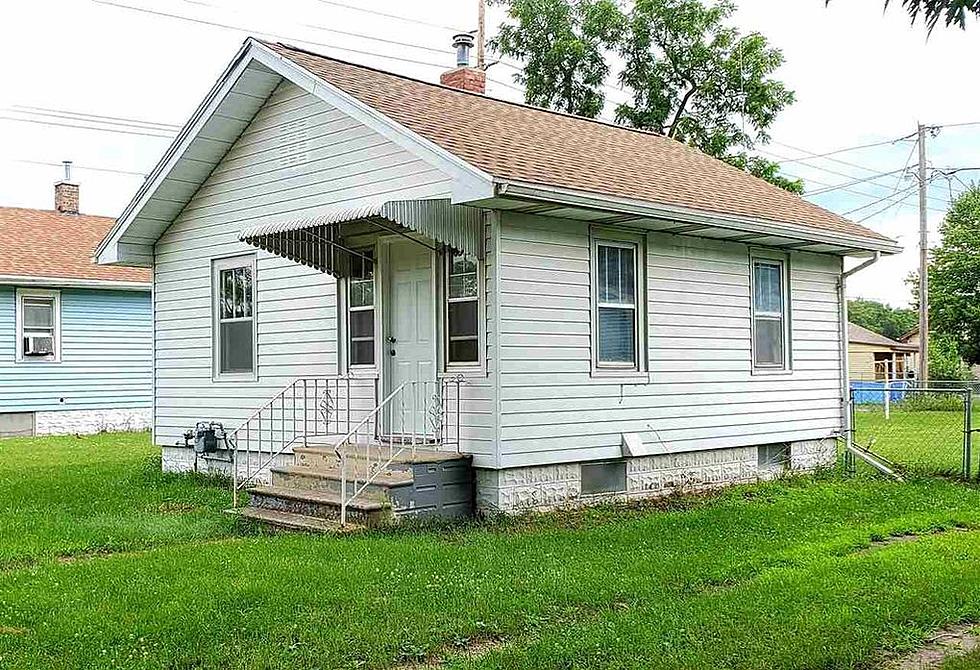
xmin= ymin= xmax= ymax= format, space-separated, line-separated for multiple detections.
xmin=5 ymin=435 xmax=980 ymax=668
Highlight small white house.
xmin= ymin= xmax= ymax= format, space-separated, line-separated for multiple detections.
xmin=96 ymin=38 xmax=899 ymax=522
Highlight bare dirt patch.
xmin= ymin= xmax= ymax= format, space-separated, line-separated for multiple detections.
xmin=396 ymin=634 xmax=510 ymax=669
xmin=883 ymin=623 xmax=980 ymax=669
xmin=856 ymin=526 xmax=972 ymax=555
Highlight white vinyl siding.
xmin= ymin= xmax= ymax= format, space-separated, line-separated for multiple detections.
xmin=496 ymin=211 xmax=842 ymax=469
xmin=152 ymin=80 xmax=456 ymax=450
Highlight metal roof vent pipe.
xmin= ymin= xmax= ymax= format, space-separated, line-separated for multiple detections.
xmin=440 ymin=33 xmax=486 ymax=94
xmin=453 ymin=33 xmax=474 ymax=67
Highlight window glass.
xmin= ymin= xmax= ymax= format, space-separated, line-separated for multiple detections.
xmin=20 ymin=295 xmax=57 ymax=359
xmin=754 ymin=262 xmax=782 ymax=314
xmin=752 ymin=259 xmax=787 ymax=369
xmin=349 ymin=250 xmax=375 ymax=367
xmin=447 ymin=251 xmax=479 ymax=364
xmin=596 ymin=243 xmax=638 ymax=367
xmin=215 ymin=258 xmax=254 ymax=375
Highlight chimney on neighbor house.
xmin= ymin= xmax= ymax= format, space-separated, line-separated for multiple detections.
xmin=54 ymin=160 xmax=79 ymax=215
xmin=440 ymin=33 xmax=486 ymax=94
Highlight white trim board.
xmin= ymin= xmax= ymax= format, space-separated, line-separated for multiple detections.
xmin=0 ymin=275 xmax=151 ymax=291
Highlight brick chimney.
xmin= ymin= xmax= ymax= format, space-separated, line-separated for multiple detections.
xmin=440 ymin=33 xmax=485 ymax=94
xmin=54 ymin=161 xmax=79 ymax=215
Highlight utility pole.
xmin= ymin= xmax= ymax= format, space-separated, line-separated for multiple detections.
xmin=476 ymin=0 xmax=486 ymax=70
xmin=917 ymin=122 xmax=930 ymax=383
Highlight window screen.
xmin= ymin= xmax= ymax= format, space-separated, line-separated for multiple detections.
xmin=349 ymin=250 xmax=375 ymax=367
xmin=752 ymin=260 xmax=786 ymax=369
xmin=581 ymin=461 xmax=627 ymax=494
xmin=596 ymin=243 xmax=637 ymax=366
xmin=217 ymin=262 xmax=254 ymax=374
xmin=758 ymin=443 xmax=790 ymax=469
xmin=447 ymin=251 xmax=479 ymax=364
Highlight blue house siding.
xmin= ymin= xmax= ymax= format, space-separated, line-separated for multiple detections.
xmin=0 ymin=285 xmax=152 ymax=412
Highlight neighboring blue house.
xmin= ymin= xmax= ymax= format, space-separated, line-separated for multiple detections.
xmin=0 ymin=171 xmax=153 ymax=437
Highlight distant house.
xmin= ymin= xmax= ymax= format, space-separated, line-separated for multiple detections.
xmin=0 ymin=169 xmax=152 ymax=437
xmin=96 ymin=38 xmax=900 ymax=522
xmin=848 ymin=323 xmax=916 ymax=381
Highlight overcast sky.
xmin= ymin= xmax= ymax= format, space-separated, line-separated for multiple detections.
xmin=2 ymin=0 xmax=978 ymax=307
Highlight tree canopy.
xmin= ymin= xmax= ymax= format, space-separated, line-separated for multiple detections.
xmin=829 ymin=0 xmax=979 ymax=31
xmin=927 ymin=185 xmax=980 ymax=364
xmin=491 ymin=0 xmax=802 ymax=193
xmin=847 ymin=298 xmax=918 ymax=341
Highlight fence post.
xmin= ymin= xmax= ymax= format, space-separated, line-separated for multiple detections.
xmin=846 ymin=387 xmax=856 ymax=474
xmin=884 ymin=374 xmax=891 ymax=422
xmin=965 ymin=389 xmax=973 ymax=479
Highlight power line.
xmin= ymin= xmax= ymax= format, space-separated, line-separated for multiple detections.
xmin=771 ymin=138 xmax=916 ymax=177
xmin=8 ymin=159 xmax=147 ymax=177
xmin=5 ymin=107 xmax=181 ymax=134
xmin=91 ymin=0 xmax=452 ymax=70
xmin=776 ymin=135 xmax=916 ymax=166
xmin=11 ymin=104 xmax=181 ymax=131
xmin=308 ymin=0 xmax=462 ymax=32
xmin=759 ymin=147 xmax=950 ymax=210
xmin=0 ymin=115 xmax=174 ymax=139
xmin=805 ymin=167 xmax=907 ymax=196
xmin=845 ymin=183 xmax=919 ymax=217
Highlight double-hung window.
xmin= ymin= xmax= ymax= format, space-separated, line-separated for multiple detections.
xmin=595 ymin=241 xmax=640 ymax=369
xmin=751 ymin=257 xmax=790 ymax=371
xmin=16 ymin=289 xmax=59 ymax=362
xmin=213 ymin=255 xmax=255 ymax=378
xmin=446 ymin=251 xmax=479 ymax=365
xmin=348 ymin=250 xmax=375 ymax=367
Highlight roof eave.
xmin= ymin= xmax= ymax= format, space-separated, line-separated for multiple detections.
xmin=494 ymin=179 xmax=902 ymax=257
xmin=0 ymin=274 xmax=151 ymax=291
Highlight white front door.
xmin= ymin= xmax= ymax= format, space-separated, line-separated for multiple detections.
xmin=384 ymin=239 xmax=436 ymax=437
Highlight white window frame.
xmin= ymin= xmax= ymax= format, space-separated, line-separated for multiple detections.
xmin=15 ymin=288 xmax=61 ymax=363
xmin=590 ymin=230 xmax=647 ymax=377
xmin=444 ymin=249 xmax=483 ymax=370
xmin=211 ymin=254 xmax=257 ymax=382
xmin=342 ymin=247 xmax=378 ymax=372
xmin=749 ymin=251 xmax=792 ymax=374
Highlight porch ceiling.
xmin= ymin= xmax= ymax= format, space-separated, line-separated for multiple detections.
xmin=239 ymin=199 xmax=483 ymax=277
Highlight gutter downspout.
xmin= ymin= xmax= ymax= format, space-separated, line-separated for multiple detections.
xmin=838 ymin=251 xmax=881 ymax=447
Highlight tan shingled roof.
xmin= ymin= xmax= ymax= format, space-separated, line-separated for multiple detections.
xmin=0 ymin=207 xmax=150 ymax=284
xmin=266 ymin=42 xmax=892 ymax=244
xmin=848 ymin=323 xmax=917 ymax=351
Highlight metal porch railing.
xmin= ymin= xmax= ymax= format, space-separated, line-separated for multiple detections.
xmin=335 ymin=376 xmax=463 ymax=527
xmin=229 ymin=376 xmax=360 ymax=507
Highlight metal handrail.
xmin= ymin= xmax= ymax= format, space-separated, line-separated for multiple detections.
xmin=229 ymin=375 xmax=354 ymax=507
xmin=335 ymin=376 xmax=463 ymax=527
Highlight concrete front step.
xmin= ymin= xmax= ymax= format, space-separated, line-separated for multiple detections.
xmin=270 ymin=464 xmax=413 ymax=496
xmin=233 ymin=506 xmax=364 ymax=533
xmin=293 ymin=444 xmax=464 ymax=471
xmin=249 ymin=485 xmax=392 ymax=527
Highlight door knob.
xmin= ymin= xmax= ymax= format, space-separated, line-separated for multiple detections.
xmin=389 ymin=349 xmax=397 ymax=357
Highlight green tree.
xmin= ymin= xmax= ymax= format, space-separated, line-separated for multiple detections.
xmin=928 ymin=333 xmax=973 ymax=381
xmin=848 ymin=298 xmax=918 ymax=340
xmin=491 ymin=0 xmax=801 ymax=193
xmin=490 ymin=0 xmax=625 ymax=117
xmin=829 ymin=0 xmax=978 ymax=31
xmin=616 ymin=1 xmax=795 ymax=169
xmin=928 ymin=185 xmax=980 ymax=364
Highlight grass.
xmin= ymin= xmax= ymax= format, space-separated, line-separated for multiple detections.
xmin=5 ymin=435 xmax=980 ymax=667
xmin=852 ymin=404 xmax=979 ymax=476
xmin=0 ymin=432 xmax=235 ymax=569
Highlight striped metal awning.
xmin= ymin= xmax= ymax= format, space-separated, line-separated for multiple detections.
xmin=239 ymin=199 xmax=483 ymax=278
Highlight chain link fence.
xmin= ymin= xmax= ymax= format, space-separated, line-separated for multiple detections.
xmin=848 ymin=384 xmax=976 ymax=478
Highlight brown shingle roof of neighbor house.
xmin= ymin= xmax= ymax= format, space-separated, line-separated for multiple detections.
xmin=848 ymin=323 xmax=917 ymax=351
xmin=265 ymin=41 xmax=894 ymax=245
xmin=0 ymin=207 xmax=150 ymax=284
